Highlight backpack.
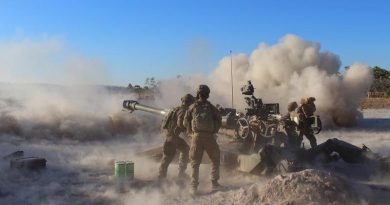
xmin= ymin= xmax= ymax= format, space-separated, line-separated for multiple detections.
xmin=162 ymin=107 xmax=179 ymax=131
xmin=191 ymin=102 xmax=215 ymax=133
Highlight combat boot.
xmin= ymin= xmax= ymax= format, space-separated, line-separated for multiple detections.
xmin=157 ymin=172 xmax=167 ymax=182
xmin=158 ymin=166 xmax=168 ymax=180
xmin=189 ymin=186 xmax=198 ymax=195
xmin=211 ymin=181 xmax=222 ymax=191
xmin=178 ymin=171 xmax=190 ymax=180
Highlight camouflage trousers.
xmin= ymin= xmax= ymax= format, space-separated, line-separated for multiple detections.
xmin=299 ymin=127 xmax=317 ymax=148
xmin=285 ymin=127 xmax=301 ymax=149
xmin=158 ymin=135 xmax=189 ymax=178
xmin=189 ymin=133 xmax=220 ymax=188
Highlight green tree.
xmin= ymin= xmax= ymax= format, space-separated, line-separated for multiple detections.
xmin=144 ymin=77 xmax=158 ymax=89
xmin=372 ymin=66 xmax=390 ymax=80
xmin=144 ymin=77 xmax=150 ymax=88
xmin=149 ymin=77 xmax=157 ymax=88
xmin=370 ymin=66 xmax=390 ymax=96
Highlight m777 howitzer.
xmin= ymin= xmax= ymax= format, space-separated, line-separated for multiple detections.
xmin=217 ymin=81 xmax=292 ymax=155
xmin=121 ymin=82 xmax=294 ymax=175
xmin=123 ymin=100 xmax=170 ymax=116
xmin=123 ymin=99 xmax=236 ymax=134
xmin=121 ymin=82 xmax=316 ymax=175
xmin=122 ymin=99 xmax=241 ymax=141
xmin=123 ymin=99 xmax=238 ymax=133
xmin=230 ymin=83 xmax=389 ymax=178
xmin=121 ymin=82 xmax=388 ymax=178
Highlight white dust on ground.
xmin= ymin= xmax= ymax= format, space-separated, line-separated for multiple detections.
xmin=0 ymin=109 xmax=389 ymax=205
xmin=177 ymin=169 xmax=358 ymax=205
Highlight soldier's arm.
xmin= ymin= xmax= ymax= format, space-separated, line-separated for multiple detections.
xmin=211 ymin=104 xmax=222 ymax=133
xmin=301 ymin=104 xmax=310 ymax=118
xmin=183 ymin=107 xmax=193 ymax=132
xmin=297 ymin=107 xmax=306 ymax=125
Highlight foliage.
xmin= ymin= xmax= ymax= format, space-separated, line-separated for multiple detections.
xmin=370 ymin=66 xmax=390 ymax=96
xmin=372 ymin=66 xmax=390 ymax=79
xmin=144 ymin=77 xmax=158 ymax=89
xmin=127 ymin=77 xmax=160 ymax=100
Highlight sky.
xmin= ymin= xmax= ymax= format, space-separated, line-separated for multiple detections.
xmin=0 ymin=0 xmax=389 ymax=85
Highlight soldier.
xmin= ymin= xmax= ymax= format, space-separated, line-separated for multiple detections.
xmin=282 ymin=101 xmax=301 ymax=149
xmin=184 ymin=85 xmax=222 ymax=194
xmin=297 ymin=97 xmax=317 ymax=148
xmin=158 ymin=94 xmax=195 ymax=179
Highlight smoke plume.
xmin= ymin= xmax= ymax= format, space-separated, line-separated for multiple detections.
xmin=159 ymin=34 xmax=373 ymax=127
xmin=0 ymin=34 xmax=387 ymax=205
xmin=0 ymin=83 xmax=163 ymax=141
xmin=0 ymin=35 xmax=162 ymax=141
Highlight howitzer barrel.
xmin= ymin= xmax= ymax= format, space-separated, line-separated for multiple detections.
xmin=123 ymin=100 xmax=168 ymax=116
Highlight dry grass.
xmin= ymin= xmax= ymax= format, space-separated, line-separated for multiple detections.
xmin=360 ymin=98 xmax=390 ymax=109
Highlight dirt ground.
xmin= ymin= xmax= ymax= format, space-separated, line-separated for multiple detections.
xmin=0 ymin=109 xmax=389 ymax=205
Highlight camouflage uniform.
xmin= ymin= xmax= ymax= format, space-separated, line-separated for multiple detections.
xmin=158 ymin=95 xmax=194 ymax=179
xmin=297 ymin=97 xmax=317 ymax=148
xmin=282 ymin=102 xmax=301 ymax=149
xmin=184 ymin=85 xmax=222 ymax=192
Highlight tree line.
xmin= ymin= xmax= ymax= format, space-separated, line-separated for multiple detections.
xmin=370 ymin=66 xmax=390 ymax=96
xmin=127 ymin=77 xmax=159 ymax=99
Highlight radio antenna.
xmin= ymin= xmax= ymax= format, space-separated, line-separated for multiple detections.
xmin=230 ymin=50 xmax=234 ymax=108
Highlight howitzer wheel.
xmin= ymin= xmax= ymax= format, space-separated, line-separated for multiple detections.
xmin=235 ymin=117 xmax=251 ymax=140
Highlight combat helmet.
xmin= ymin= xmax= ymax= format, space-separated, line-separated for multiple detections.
xmin=181 ymin=94 xmax=195 ymax=106
xmin=287 ymin=101 xmax=298 ymax=112
xmin=307 ymin=97 xmax=316 ymax=104
xmin=301 ymin=96 xmax=316 ymax=105
xmin=196 ymin=84 xmax=210 ymax=99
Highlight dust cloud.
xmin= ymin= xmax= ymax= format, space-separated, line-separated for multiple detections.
xmin=0 ymin=36 xmax=157 ymax=141
xmin=158 ymin=34 xmax=373 ymax=127
xmin=0 ymin=83 xmax=161 ymax=142
xmin=0 ymin=34 xmax=387 ymax=205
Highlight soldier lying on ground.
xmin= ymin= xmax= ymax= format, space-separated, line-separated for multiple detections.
xmin=258 ymin=138 xmax=389 ymax=177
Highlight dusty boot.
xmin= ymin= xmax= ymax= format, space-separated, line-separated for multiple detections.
xmin=189 ymin=186 xmax=198 ymax=195
xmin=178 ymin=171 xmax=190 ymax=180
xmin=157 ymin=170 xmax=167 ymax=181
xmin=158 ymin=163 xmax=168 ymax=180
xmin=211 ymin=181 xmax=221 ymax=191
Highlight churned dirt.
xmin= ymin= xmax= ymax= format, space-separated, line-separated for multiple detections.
xmin=1 ymin=108 xmax=389 ymax=205
xmin=259 ymin=169 xmax=357 ymax=205
xmin=159 ymin=169 xmax=373 ymax=205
